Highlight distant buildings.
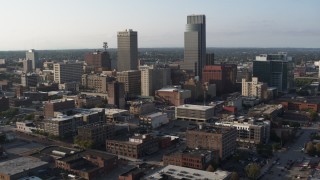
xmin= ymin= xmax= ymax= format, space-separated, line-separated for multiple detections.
xmin=252 ymin=52 xmax=293 ymax=92
xmin=53 ymin=62 xmax=83 ymax=84
xmin=26 ymin=49 xmax=39 ymax=70
xmin=202 ymin=64 xmax=237 ymax=95
xmin=44 ymin=99 xmax=75 ymax=118
xmin=175 ymin=104 xmax=215 ymax=123
xmin=21 ymin=73 xmax=38 ymax=88
xmin=117 ymin=70 xmax=141 ymax=97
xmin=117 ymin=29 xmax=138 ymax=71
xmin=23 ymin=59 xmax=33 ymax=73
xmin=81 ymin=74 xmax=114 ymax=93
xmin=182 ymin=15 xmax=206 ymax=79
xmin=242 ymin=77 xmax=268 ymax=99
xmin=186 ymin=125 xmax=237 ymax=160
xmin=155 ymin=86 xmax=191 ymax=106
xmin=139 ymin=112 xmax=169 ymax=129
xmin=84 ymin=50 xmax=112 ymax=72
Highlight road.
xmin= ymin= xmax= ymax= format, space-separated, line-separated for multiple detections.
xmin=260 ymin=126 xmax=318 ymax=180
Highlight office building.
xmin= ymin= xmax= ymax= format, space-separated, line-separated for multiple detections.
xmin=44 ymin=115 xmax=74 ymax=138
xmin=140 ymin=65 xmax=171 ymax=96
xmin=107 ymin=81 xmax=125 ymax=109
xmin=242 ymin=77 xmax=268 ymax=99
xmin=106 ymin=134 xmax=159 ymax=158
xmin=23 ymin=59 xmax=33 ymax=73
xmin=44 ymin=99 xmax=75 ymax=118
xmin=117 ymin=70 xmax=141 ymax=97
xmin=155 ymin=86 xmax=191 ymax=106
xmin=21 ymin=73 xmax=38 ymax=88
xmin=129 ymin=101 xmax=155 ymax=116
xmin=84 ymin=50 xmax=111 ymax=72
xmin=82 ymin=74 xmax=113 ymax=93
xmin=215 ymin=117 xmax=271 ymax=147
xmin=186 ymin=125 xmax=237 ymax=160
xmin=202 ymin=64 xmax=237 ymax=94
xmin=77 ymin=122 xmax=115 ymax=147
xmin=117 ymin=29 xmax=138 ymax=71
xmin=26 ymin=49 xmax=39 ymax=70
xmin=139 ymin=112 xmax=169 ymax=129
xmin=182 ymin=15 xmax=206 ymax=79
xmin=53 ymin=62 xmax=83 ymax=84
xmin=252 ymin=52 xmax=293 ymax=92
xmin=206 ymin=53 xmax=215 ymax=66
xmin=175 ymin=104 xmax=214 ymax=123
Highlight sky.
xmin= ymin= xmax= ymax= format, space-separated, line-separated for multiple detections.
xmin=0 ymin=0 xmax=319 ymax=50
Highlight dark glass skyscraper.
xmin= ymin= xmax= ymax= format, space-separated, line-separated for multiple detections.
xmin=182 ymin=15 xmax=206 ymax=80
xmin=117 ymin=29 xmax=138 ymax=72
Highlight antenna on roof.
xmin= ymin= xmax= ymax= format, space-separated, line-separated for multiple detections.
xmin=103 ymin=42 xmax=108 ymax=51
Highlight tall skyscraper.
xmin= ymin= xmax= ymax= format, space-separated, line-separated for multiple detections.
xmin=206 ymin=53 xmax=215 ymax=66
xmin=117 ymin=29 xmax=138 ymax=71
xmin=252 ymin=52 xmax=293 ymax=92
xmin=23 ymin=59 xmax=33 ymax=73
xmin=26 ymin=49 xmax=39 ymax=70
xmin=53 ymin=62 xmax=83 ymax=84
xmin=182 ymin=15 xmax=206 ymax=79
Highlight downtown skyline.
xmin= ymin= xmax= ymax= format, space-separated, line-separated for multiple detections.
xmin=0 ymin=0 xmax=319 ymax=50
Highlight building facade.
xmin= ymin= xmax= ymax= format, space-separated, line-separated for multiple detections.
xmin=23 ymin=59 xmax=33 ymax=73
xmin=84 ymin=50 xmax=112 ymax=72
xmin=107 ymin=81 xmax=125 ymax=109
xmin=242 ymin=77 xmax=268 ymax=99
xmin=139 ymin=112 xmax=169 ymax=129
xmin=175 ymin=104 xmax=214 ymax=123
xmin=117 ymin=70 xmax=141 ymax=97
xmin=21 ymin=73 xmax=38 ymax=88
xmin=117 ymin=29 xmax=138 ymax=71
xmin=155 ymin=86 xmax=191 ymax=106
xmin=54 ymin=62 xmax=83 ymax=84
xmin=26 ymin=49 xmax=39 ymax=70
xmin=44 ymin=99 xmax=75 ymax=118
xmin=81 ymin=74 xmax=113 ymax=93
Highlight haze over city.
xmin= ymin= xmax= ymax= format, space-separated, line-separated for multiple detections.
xmin=0 ymin=0 xmax=319 ymax=50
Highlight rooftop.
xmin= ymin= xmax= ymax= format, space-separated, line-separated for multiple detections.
xmin=144 ymin=165 xmax=231 ymax=180
xmin=141 ymin=112 xmax=167 ymax=118
xmin=0 ymin=157 xmax=48 ymax=176
xmin=105 ymin=108 xmax=129 ymax=115
xmin=157 ymin=86 xmax=189 ymax=93
xmin=177 ymin=104 xmax=214 ymax=111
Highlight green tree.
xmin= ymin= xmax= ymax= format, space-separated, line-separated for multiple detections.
xmin=306 ymin=142 xmax=315 ymax=155
xmin=245 ymin=163 xmax=261 ymax=180
xmin=230 ymin=172 xmax=239 ymax=180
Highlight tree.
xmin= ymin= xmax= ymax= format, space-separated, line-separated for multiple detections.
xmin=245 ymin=163 xmax=261 ymax=180
xmin=306 ymin=142 xmax=315 ymax=155
xmin=230 ymin=172 xmax=239 ymax=180
xmin=206 ymin=164 xmax=215 ymax=172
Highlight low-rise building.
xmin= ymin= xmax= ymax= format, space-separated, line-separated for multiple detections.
xmin=0 ymin=157 xmax=48 ymax=180
xmin=248 ymin=104 xmax=283 ymax=120
xmin=163 ymin=149 xmax=218 ymax=170
xmin=129 ymin=101 xmax=155 ymax=116
xmin=280 ymin=96 xmax=320 ymax=112
xmin=44 ymin=114 xmax=74 ymax=138
xmin=139 ymin=112 xmax=169 ymax=129
xmin=106 ymin=134 xmax=159 ymax=159
xmin=104 ymin=108 xmax=131 ymax=122
xmin=155 ymin=86 xmax=191 ymax=106
xmin=44 ymin=99 xmax=75 ymax=118
xmin=143 ymin=165 xmax=231 ymax=180
xmin=186 ymin=125 xmax=237 ymax=160
xmin=175 ymin=104 xmax=214 ymax=123
xmin=16 ymin=121 xmax=37 ymax=133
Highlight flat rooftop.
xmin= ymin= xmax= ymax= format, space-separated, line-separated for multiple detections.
xmin=105 ymin=108 xmax=129 ymax=115
xmin=0 ymin=157 xmax=47 ymax=176
xmin=144 ymin=165 xmax=230 ymax=180
xmin=157 ymin=87 xmax=189 ymax=93
xmin=142 ymin=112 xmax=167 ymax=118
xmin=177 ymin=104 xmax=214 ymax=111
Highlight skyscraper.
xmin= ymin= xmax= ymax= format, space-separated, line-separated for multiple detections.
xmin=117 ymin=29 xmax=138 ymax=71
xmin=182 ymin=15 xmax=206 ymax=79
xmin=26 ymin=49 xmax=39 ymax=70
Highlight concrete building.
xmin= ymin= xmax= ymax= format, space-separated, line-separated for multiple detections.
xmin=186 ymin=125 xmax=237 ymax=160
xmin=175 ymin=104 xmax=214 ymax=123
xmin=77 ymin=122 xmax=115 ymax=147
xmin=26 ymin=49 xmax=39 ymax=70
xmin=107 ymin=81 xmax=125 ymax=109
xmin=23 ymin=59 xmax=33 ymax=73
xmin=242 ymin=77 xmax=268 ymax=99
xmin=216 ymin=117 xmax=271 ymax=147
xmin=84 ymin=50 xmax=111 ymax=72
xmin=163 ymin=149 xmax=218 ymax=170
xmin=0 ymin=157 xmax=48 ymax=180
xmin=106 ymin=134 xmax=159 ymax=159
xmin=248 ymin=104 xmax=283 ymax=120
xmin=16 ymin=121 xmax=36 ymax=133
xmin=0 ymin=97 xmax=9 ymax=112
xmin=139 ymin=112 xmax=169 ymax=129
xmin=140 ymin=65 xmax=171 ymax=96
xmin=81 ymin=74 xmax=113 ymax=93
xmin=44 ymin=114 xmax=74 ymax=138
xmin=117 ymin=70 xmax=141 ymax=97
xmin=182 ymin=15 xmax=206 ymax=79
xmin=59 ymin=82 xmax=79 ymax=93
xmin=44 ymin=99 xmax=75 ymax=118
xmin=143 ymin=165 xmax=231 ymax=180
xmin=21 ymin=73 xmax=38 ymax=88
xmin=117 ymin=29 xmax=138 ymax=71
xmin=129 ymin=101 xmax=155 ymax=116
xmin=202 ymin=64 xmax=237 ymax=95
xmin=183 ymin=78 xmax=216 ymax=101
xmin=253 ymin=52 xmax=293 ymax=92
xmin=155 ymin=86 xmax=191 ymax=106
xmin=104 ymin=108 xmax=131 ymax=122
xmin=53 ymin=62 xmax=83 ymax=84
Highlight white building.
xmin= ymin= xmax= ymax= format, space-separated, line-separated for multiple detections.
xmin=175 ymin=104 xmax=214 ymax=122
xmin=139 ymin=112 xmax=169 ymax=129
xmin=242 ymin=77 xmax=267 ymax=99
xmin=16 ymin=121 xmax=36 ymax=133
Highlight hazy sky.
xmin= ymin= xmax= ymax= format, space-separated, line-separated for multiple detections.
xmin=0 ymin=0 xmax=319 ymax=50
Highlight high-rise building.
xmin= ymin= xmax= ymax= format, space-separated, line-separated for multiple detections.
xmin=140 ymin=65 xmax=171 ymax=96
xmin=206 ymin=53 xmax=215 ymax=66
xmin=53 ymin=62 xmax=83 ymax=84
xmin=242 ymin=77 xmax=268 ymax=99
xmin=117 ymin=70 xmax=141 ymax=98
xmin=182 ymin=15 xmax=206 ymax=79
xmin=107 ymin=81 xmax=125 ymax=109
xmin=252 ymin=52 xmax=293 ymax=92
xmin=26 ymin=49 xmax=39 ymax=70
xmin=23 ymin=59 xmax=33 ymax=73
xmin=202 ymin=64 xmax=237 ymax=95
xmin=84 ymin=50 xmax=111 ymax=72
xmin=117 ymin=29 xmax=138 ymax=71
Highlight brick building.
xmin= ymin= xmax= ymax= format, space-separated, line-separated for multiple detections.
xmin=84 ymin=50 xmax=112 ymax=73
xmin=44 ymin=99 xmax=75 ymax=118
xmin=186 ymin=125 xmax=237 ymax=160
xmin=155 ymin=86 xmax=191 ymax=106
xmin=106 ymin=134 xmax=159 ymax=159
